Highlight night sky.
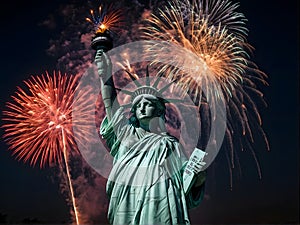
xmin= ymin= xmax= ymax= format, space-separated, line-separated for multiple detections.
xmin=0 ymin=0 xmax=299 ymax=224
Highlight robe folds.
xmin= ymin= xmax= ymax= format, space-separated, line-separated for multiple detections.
xmin=100 ymin=107 xmax=205 ymax=225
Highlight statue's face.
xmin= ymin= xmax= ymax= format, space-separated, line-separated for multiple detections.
xmin=135 ymin=98 xmax=156 ymax=121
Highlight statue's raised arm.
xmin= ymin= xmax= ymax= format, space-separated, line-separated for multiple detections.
xmin=95 ymin=49 xmax=119 ymax=121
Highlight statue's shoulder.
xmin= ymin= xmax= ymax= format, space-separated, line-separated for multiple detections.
xmin=160 ymin=132 xmax=179 ymax=144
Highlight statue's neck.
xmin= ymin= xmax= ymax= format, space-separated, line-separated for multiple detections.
xmin=139 ymin=123 xmax=150 ymax=132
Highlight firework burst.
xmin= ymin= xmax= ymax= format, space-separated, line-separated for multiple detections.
xmin=86 ymin=4 xmax=123 ymax=34
xmin=2 ymin=71 xmax=96 ymax=224
xmin=141 ymin=0 xmax=262 ymax=99
xmin=4 ymin=72 xmax=76 ymax=167
xmin=141 ymin=0 xmax=269 ymax=187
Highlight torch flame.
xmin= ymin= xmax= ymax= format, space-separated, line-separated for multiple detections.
xmin=97 ymin=23 xmax=107 ymax=34
xmin=86 ymin=4 xmax=123 ymax=34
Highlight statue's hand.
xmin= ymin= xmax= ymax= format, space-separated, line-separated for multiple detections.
xmin=191 ymin=161 xmax=206 ymax=187
xmin=182 ymin=148 xmax=207 ymax=193
xmin=192 ymin=161 xmax=206 ymax=174
xmin=95 ymin=49 xmax=112 ymax=79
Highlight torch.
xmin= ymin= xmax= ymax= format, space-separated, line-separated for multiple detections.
xmin=91 ymin=26 xmax=113 ymax=52
xmin=86 ymin=5 xmax=123 ymax=52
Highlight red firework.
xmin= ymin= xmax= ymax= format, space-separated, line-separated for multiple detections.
xmin=2 ymin=71 xmax=95 ymax=168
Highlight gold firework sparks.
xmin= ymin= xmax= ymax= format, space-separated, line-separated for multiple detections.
xmin=141 ymin=0 xmax=269 ymax=187
xmin=141 ymin=0 xmax=259 ymax=100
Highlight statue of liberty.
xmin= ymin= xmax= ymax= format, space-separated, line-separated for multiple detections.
xmin=95 ymin=49 xmax=207 ymax=225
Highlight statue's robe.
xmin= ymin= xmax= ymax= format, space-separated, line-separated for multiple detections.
xmin=100 ymin=108 xmax=205 ymax=225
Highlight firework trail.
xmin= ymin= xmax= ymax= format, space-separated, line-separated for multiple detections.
xmin=141 ymin=0 xmax=269 ymax=187
xmin=2 ymin=71 xmax=95 ymax=224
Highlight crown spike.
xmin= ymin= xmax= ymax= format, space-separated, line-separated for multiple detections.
xmin=158 ymin=82 xmax=173 ymax=94
xmin=125 ymin=70 xmax=142 ymax=87
xmin=164 ymin=98 xmax=185 ymax=104
xmin=119 ymin=67 xmax=187 ymax=108
xmin=152 ymin=75 xmax=162 ymax=89
xmin=145 ymin=66 xmax=150 ymax=86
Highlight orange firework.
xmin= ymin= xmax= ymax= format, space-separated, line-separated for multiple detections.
xmin=141 ymin=0 xmax=269 ymax=187
xmin=141 ymin=0 xmax=259 ymax=100
xmin=86 ymin=4 xmax=123 ymax=34
xmin=2 ymin=71 xmax=96 ymax=224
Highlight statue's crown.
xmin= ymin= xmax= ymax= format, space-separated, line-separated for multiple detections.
xmin=119 ymin=66 xmax=183 ymax=108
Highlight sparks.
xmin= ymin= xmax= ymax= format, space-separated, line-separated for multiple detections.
xmin=2 ymin=72 xmax=81 ymax=167
xmin=2 ymin=71 xmax=96 ymax=224
xmin=141 ymin=0 xmax=269 ymax=187
xmin=86 ymin=4 xmax=123 ymax=34
xmin=141 ymin=0 xmax=256 ymax=101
